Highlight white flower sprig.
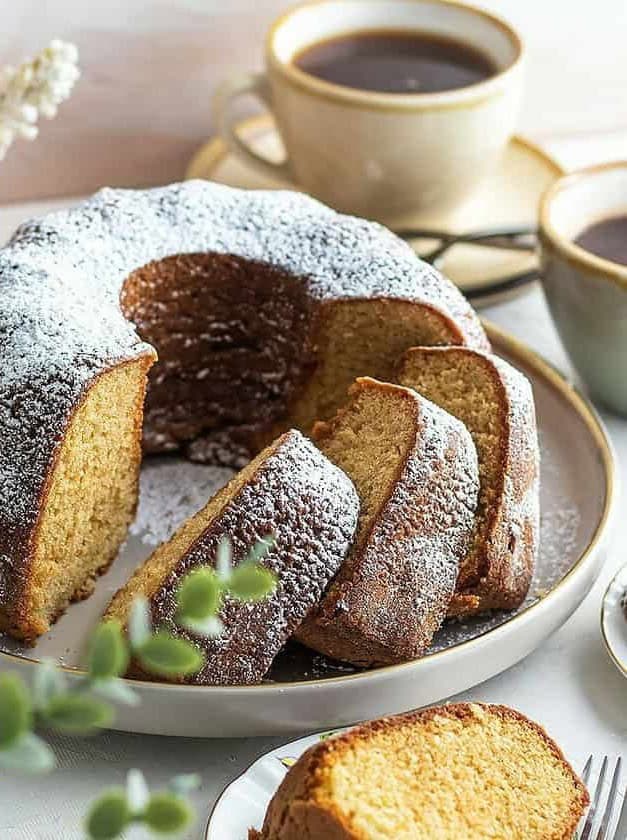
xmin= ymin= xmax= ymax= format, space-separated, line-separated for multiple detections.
xmin=0 ymin=39 xmax=80 ymax=161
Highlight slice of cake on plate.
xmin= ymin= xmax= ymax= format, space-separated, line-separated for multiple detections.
xmin=396 ymin=347 xmax=539 ymax=616
xmin=296 ymin=377 xmax=479 ymax=666
xmin=251 ymin=703 xmax=588 ymax=840
xmin=105 ymin=429 xmax=359 ymax=685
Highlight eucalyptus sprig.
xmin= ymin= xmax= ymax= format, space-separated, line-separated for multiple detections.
xmin=0 ymin=535 xmax=278 ymax=838
xmin=0 ymin=621 xmax=137 ymax=774
xmin=128 ymin=534 xmax=277 ymax=677
xmin=86 ymin=769 xmax=200 ymax=840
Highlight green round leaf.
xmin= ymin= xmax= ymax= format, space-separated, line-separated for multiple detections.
xmin=86 ymin=790 xmax=130 ymax=840
xmin=244 ymin=534 xmax=276 ymax=565
xmin=176 ymin=568 xmax=222 ymax=622
xmin=43 ymin=693 xmax=114 ymax=734
xmin=144 ymin=792 xmax=194 ymax=834
xmin=128 ymin=596 xmax=152 ymax=650
xmin=0 ymin=673 xmax=32 ymax=748
xmin=127 ymin=768 xmax=150 ymax=813
xmin=215 ymin=537 xmax=232 ymax=581
xmin=137 ymin=632 xmax=204 ymax=677
xmin=32 ymin=659 xmax=66 ymax=710
xmin=228 ymin=564 xmax=277 ymax=602
xmin=92 ymin=678 xmax=140 ymax=707
xmin=169 ymin=773 xmax=201 ymax=796
xmin=0 ymin=732 xmax=55 ymax=774
xmin=88 ymin=620 xmax=130 ymax=681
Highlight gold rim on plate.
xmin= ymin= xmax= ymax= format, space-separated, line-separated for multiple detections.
xmin=0 ymin=322 xmax=615 ymax=693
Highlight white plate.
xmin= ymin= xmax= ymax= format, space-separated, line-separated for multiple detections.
xmin=186 ymin=116 xmax=563 ymax=306
xmin=0 ymin=324 xmax=616 ymax=737
xmin=205 ymin=728 xmax=346 ymax=839
xmin=601 ymin=563 xmax=627 ymax=679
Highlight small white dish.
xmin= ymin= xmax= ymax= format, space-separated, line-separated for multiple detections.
xmin=601 ymin=563 xmax=627 ymax=679
xmin=205 ymin=728 xmax=346 ymax=839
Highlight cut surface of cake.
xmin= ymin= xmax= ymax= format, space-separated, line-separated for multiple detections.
xmin=251 ymin=703 xmax=589 ymax=840
xmin=0 ymin=357 xmax=154 ymax=642
xmin=296 ymin=378 xmax=479 ymax=667
xmin=396 ymin=347 xmax=539 ymax=616
xmin=105 ymin=430 xmax=359 ymax=685
xmin=0 ymin=181 xmax=489 ymax=641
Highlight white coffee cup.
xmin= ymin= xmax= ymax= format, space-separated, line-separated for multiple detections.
xmin=214 ymin=0 xmax=525 ymax=225
xmin=539 ymin=162 xmax=627 ymax=417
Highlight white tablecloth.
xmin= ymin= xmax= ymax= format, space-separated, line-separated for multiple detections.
xmin=1 ymin=134 xmax=626 ymax=839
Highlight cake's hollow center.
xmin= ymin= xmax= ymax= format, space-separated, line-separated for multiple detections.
xmin=120 ymin=253 xmax=313 ymax=462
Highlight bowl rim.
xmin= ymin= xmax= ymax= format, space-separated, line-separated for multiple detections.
xmin=539 ymin=161 xmax=627 ymax=291
xmin=265 ymin=0 xmax=525 ymax=112
xmin=600 ymin=562 xmax=627 ymax=680
xmin=0 ymin=322 xmax=616 ymax=695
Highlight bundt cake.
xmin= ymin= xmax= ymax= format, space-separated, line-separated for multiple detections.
xmin=251 ymin=703 xmax=589 ymax=840
xmin=105 ymin=430 xmax=359 ymax=685
xmin=396 ymin=347 xmax=539 ymax=616
xmin=0 ymin=181 xmax=488 ymax=642
xmin=296 ymin=378 xmax=479 ymax=667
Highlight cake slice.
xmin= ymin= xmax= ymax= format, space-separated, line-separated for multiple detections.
xmin=396 ymin=347 xmax=539 ymax=616
xmin=251 ymin=703 xmax=589 ymax=840
xmin=295 ymin=378 xmax=479 ymax=667
xmin=105 ymin=429 xmax=359 ymax=685
xmin=0 ymin=355 xmax=155 ymax=643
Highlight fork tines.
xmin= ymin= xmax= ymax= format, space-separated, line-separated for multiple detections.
xmin=579 ymin=755 xmax=625 ymax=840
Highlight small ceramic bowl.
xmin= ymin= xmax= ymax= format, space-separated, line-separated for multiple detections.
xmin=601 ymin=562 xmax=627 ymax=680
xmin=539 ymin=163 xmax=627 ymax=416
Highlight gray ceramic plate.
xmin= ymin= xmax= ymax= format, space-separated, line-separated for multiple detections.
xmin=0 ymin=324 xmax=616 ymax=737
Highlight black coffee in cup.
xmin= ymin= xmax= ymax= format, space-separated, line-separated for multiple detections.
xmin=294 ymin=30 xmax=496 ymax=94
xmin=575 ymin=215 xmax=627 ymax=266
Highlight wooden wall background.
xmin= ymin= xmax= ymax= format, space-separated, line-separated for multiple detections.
xmin=1 ymin=0 xmax=626 ymax=202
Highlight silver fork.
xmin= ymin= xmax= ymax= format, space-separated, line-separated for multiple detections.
xmin=577 ymin=756 xmax=626 ymax=839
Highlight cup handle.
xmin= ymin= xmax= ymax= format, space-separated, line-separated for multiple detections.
xmin=214 ymin=72 xmax=292 ymax=182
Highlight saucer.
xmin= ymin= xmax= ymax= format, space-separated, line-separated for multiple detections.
xmin=205 ymin=727 xmax=348 ymax=839
xmin=186 ymin=115 xmax=563 ymax=306
xmin=601 ymin=563 xmax=627 ymax=679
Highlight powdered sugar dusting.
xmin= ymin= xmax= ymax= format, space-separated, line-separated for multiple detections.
xmin=0 ymin=180 xmax=485 ymax=606
xmin=147 ymin=430 xmax=361 ymax=685
xmin=130 ymin=458 xmax=234 ymax=547
xmin=298 ymin=381 xmax=480 ymax=663
xmin=429 ymin=423 xmax=582 ymax=653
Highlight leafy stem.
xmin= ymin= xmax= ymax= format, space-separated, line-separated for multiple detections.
xmin=0 ymin=535 xmax=278 ymax=838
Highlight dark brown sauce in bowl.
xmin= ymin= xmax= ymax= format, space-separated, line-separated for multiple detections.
xmin=574 ymin=215 xmax=627 ymax=267
xmin=293 ymin=29 xmax=497 ymax=95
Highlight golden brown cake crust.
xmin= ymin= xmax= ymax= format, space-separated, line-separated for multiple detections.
xmin=396 ymin=347 xmax=539 ymax=617
xmin=253 ymin=704 xmax=589 ymax=840
xmin=0 ymin=355 xmax=154 ymax=643
xmin=0 ymin=181 xmax=488 ymax=641
xmin=106 ymin=430 xmax=360 ymax=685
xmin=296 ymin=378 xmax=479 ymax=666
